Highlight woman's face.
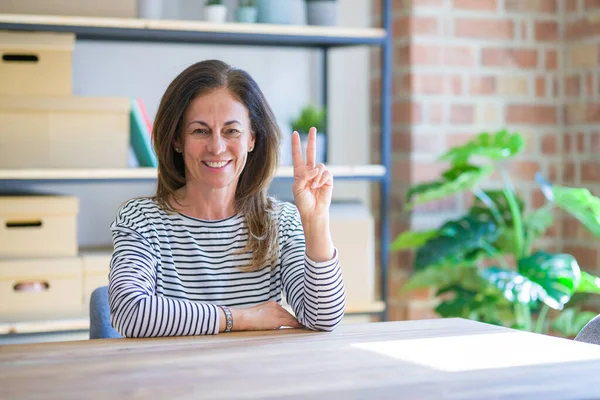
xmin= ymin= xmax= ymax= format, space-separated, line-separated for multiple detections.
xmin=175 ymin=88 xmax=255 ymax=192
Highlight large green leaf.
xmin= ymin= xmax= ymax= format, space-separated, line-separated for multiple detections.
xmin=552 ymin=185 xmax=600 ymax=237
xmin=390 ymin=230 xmax=437 ymax=251
xmin=470 ymin=190 xmax=525 ymax=226
xmin=405 ymin=164 xmax=493 ymax=210
xmin=402 ymin=265 xmax=481 ymax=292
xmin=518 ymin=252 xmax=581 ymax=309
xmin=415 ymin=215 xmax=500 ymax=270
xmin=551 ymin=308 xmax=597 ymax=338
xmin=435 ymin=283 xmax=511 ymax=325
xmin=481 ymin=267 xmax=547 ymax=306
xmin=439 ymin=129 xmax=525 ymax=165
xmin=576 ymin=271 xmax=600 ymax=294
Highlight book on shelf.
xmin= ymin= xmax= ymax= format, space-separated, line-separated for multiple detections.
xmin=130 ymin=98 xmax=157 ymax=168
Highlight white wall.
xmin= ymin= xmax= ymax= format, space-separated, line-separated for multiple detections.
xmin=2 ymin=0 xmax=372 ymax=248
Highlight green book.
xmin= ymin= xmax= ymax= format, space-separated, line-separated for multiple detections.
xmin=130 ymin=98 xmax=157 ymax=167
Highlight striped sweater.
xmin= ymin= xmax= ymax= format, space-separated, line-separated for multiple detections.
xmin=109 ymin=197 xmax=346 ymax=337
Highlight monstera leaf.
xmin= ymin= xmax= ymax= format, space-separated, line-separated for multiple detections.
xmin=415 ymin=215 xmax=500 ymax=270
xmin=552 ymin=185 xmax=600 ymax=237
xmin=551 ymin=308 xmax=597 ymax=338
xmin=483 ymin=252 xmax=580 ymax=310
xmin=405 ymin=164 xmax=493 ymax=210
xmin=390 ymin=230 xmax=437 ymax=251
xmin=439 ymin=129 xmax=525 ymax=165
xmin=434 ymin=283 xmax=510 ymax=325
xmin=577 ymin=271 xmax=600 ymax=294
xmin=470 ymin=190 xmax=525 ymax=225
xmin=402 ymin=264 xmax=482 ymax=292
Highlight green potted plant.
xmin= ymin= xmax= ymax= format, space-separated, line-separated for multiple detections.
xmin=392 ymin=129 xmax=600 ymax=337
xmin=256 ymin=0 xmax=292 ymax=24
xmin=235 ymin=0 xmax=257 ymax=23
xmin=204 ymin=0 xmax=227 ymax=23
xmin=306 ymin=0 xmax=337 ymax=26
xmin=290 ymin=104 xmax=327 ymax=164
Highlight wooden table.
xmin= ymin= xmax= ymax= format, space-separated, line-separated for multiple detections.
xmin=1 ymin=318 xmax=600 ymax=399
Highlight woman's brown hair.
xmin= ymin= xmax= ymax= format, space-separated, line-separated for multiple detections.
xmin=152 ymin=60 xmax=281 ymax=272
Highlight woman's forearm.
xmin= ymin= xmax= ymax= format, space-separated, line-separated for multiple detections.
xmin=301 ymin=213 xmax=335 ymax=262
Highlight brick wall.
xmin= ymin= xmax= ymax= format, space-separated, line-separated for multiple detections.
xmin=562 ymin=0 xmax=600 ymax=275
xmin=371 ymin=0 xmax=584 ymax=321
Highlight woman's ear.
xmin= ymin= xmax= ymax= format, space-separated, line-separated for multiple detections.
xmin=249 ymin=132 xmax=256 ymax=152
xmin=173 ymin=138 xmax=182 ymax=153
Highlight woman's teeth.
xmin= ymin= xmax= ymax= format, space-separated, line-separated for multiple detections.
xmin=205 ymin=161 xmax=228 ymax=168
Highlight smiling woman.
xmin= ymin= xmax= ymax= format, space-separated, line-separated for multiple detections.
xmin=108 ymin=60 xmax=346 ymax=337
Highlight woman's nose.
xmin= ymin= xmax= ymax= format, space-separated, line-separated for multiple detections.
xmin=207 ymin=132 xmax=226 ymax=154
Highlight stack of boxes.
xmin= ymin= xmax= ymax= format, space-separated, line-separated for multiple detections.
xmin=0 ymin=30 xmax=129 ymax=323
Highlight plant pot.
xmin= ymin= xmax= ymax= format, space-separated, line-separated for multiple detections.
xmin=256 ymin=0 xmax=292 ymax=24
xmin=235 ymin=6 xmax=258 ymax=23
xmin=306 ymin=1 xmax=337 ymax=26
xmin=204 ymin=4 xmax=227 ymax=23
xmin=299 ymin=132 xmax=327 ymax=164
xmin=137 ymin=0 xmax=165 ymax=19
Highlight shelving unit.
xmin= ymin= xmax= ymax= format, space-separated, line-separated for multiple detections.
xmin=0 ymin=0 xmax=392 ymax=334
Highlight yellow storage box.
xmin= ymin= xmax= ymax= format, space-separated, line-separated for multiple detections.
xmin=0 ymin=257 xmax=83 ymax=322
xmin=0 ymin=195 xmax=79 ymax=258
xmin=0 ymin=96 xmax=131 ymax=168
xmin=0 ymin=31 xmax=74 ymax=96
xmin=81 ymin=250 xmax=111 ymax=313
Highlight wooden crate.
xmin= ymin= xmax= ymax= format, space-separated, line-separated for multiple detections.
xmin=0 ymin=31 xmax=74 ymax=96
xmin=81 ymin=250 xmax=111 ymax=314
xmin=0 ymin=196 xmax=78 ymax=258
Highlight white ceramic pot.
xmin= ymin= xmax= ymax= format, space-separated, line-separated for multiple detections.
xmin=204 ymin=4 xmax=227 ymax=23
xmin=306 ymin=1 xmax=337 ymax=26
xmin=137 ymin=0 xmax=165 ymax=19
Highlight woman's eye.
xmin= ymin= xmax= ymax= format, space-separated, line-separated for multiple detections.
xmin=193 ymin=129 xmax=209 ymax=135
xmin=227 ymin=129 xmax=241 ymax=136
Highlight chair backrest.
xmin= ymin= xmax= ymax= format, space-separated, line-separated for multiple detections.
xmin=89 ymin=286 xmax=122 ymax=339
xmin=574 ymin=314 xmax=600 ymax=345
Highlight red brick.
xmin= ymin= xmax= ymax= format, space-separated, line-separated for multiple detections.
xmin=563 ymin=216 xmax=597 ymax=241
xmin=393 ymin=16 xmax=439 ymax=37
xmin=470 ymin=76 xmax=496 ymax=95
xmin=451 ymin=75 xmax=462 ymax=95
xmin=534 ymin=21 xmax=559 ymax=41
xmin=392 ymin=131 xmax=441 ymax=153
xmin=428 ymin=103 xmax=445 ymax=124
xmin=447 ymin=133 xmax=476 ymax=148
xmin=450 ymin=104 xmax=475 ymax=124
xmin=482 ymin=48 xmax=538 ymax=68
xmin=591 ymin=132 xmax=600 ymax=153
xmin=541 ymin=134 xmax=558 ymax=153
xmin=587 ymin=73 xmax=594 ymax=96
xmin=392 ymin=101 xmax=421 ymax=124
xmin=508 ymin=161 xmax=541 ymax=180
xmin=455 ymin=18 xmax=514 ymax=39
xmin=536 ymin=77 xmax=546 ymax=97
xmin=521 ymin=21 xmax=528 ymax=41
xmin=396 ymin=44 xmax=410 ymax=67
xmin=564 ymin=245 xmax=598 ymax=269
xmin=405 ymin=303 xmax=439 ymax=320
xmin=563 ymin=161 xmax=576 ymax=182
xmin=581 ymin=162 xmax=600 ymax=182
xmin=545 ymin=49 xmax=558 ymax=70
xmin=506 ymin=105 xmax=558 ymax=125
xmin=565 ymin=75 xmax=581 ymax=97
xmin=567 ymin=0 xmax=578 ymax=11
xmin=411 ymin=44 xmax=475 ymax=66
xmin=585 ymin=0 xmax=600 ymax=10
xmin=505 ymin=0 xmax=557 ymax=13
xmin=453 ymin=0 xmax=498 ymax=10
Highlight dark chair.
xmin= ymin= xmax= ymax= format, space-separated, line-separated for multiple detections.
xmin=574 ymin=314 xmax=600 ymax=345
xmin=89 ymin=286 xmax=122 ymax=339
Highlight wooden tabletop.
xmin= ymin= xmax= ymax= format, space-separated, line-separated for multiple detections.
xmin=1 ymin=318 xmax=600 ymax=399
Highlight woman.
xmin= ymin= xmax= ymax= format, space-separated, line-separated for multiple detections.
xmin=109 ymin=59 xmax=346 ymax=337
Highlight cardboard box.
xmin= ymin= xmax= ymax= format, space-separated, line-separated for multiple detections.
xmin=0 ymin=31 xmax=74 ymax=96
xmin=329 ymin=202 xmax=376 ymax=307
xmin=0 ymin=257 xmax=83 ymax=322
xmin=0 ymin=196 xmax=79 ymax=259
xmin=0 ymin=1 xmax=136 ymax=18
xmin=80 ymin=250 xmax=111 ymax=313
xmin=0 ymin=96 xmax=131 ymax=168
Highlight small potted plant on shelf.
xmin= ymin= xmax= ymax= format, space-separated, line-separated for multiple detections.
xmin=290 ymin=104 xmax=327 ymax=164
xmin=204 ymin=0 xmax=227 ymax=23
xmin=305 ymin=0 xmax=337 ymax=26
xmin=235 ymin=0 xmax=258 ymax=23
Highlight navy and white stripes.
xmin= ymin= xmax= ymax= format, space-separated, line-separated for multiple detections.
xmin=108 ymin=197 xmax=345 ymax=337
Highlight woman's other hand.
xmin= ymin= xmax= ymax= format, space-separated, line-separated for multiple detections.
xmin=226 ymin=301 xmax=302 ymax=331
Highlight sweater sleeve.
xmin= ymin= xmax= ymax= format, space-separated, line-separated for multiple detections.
xmin=278 ymin=202 xmax=346 ymax=332
xmin=108 ymin=202 xmax=220 ymax=338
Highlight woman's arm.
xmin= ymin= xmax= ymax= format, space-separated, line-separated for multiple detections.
xmin=280 ymin=204 xmax=346 ymax=332
xmin=109 ymin=227 xmax=221 ymax=337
